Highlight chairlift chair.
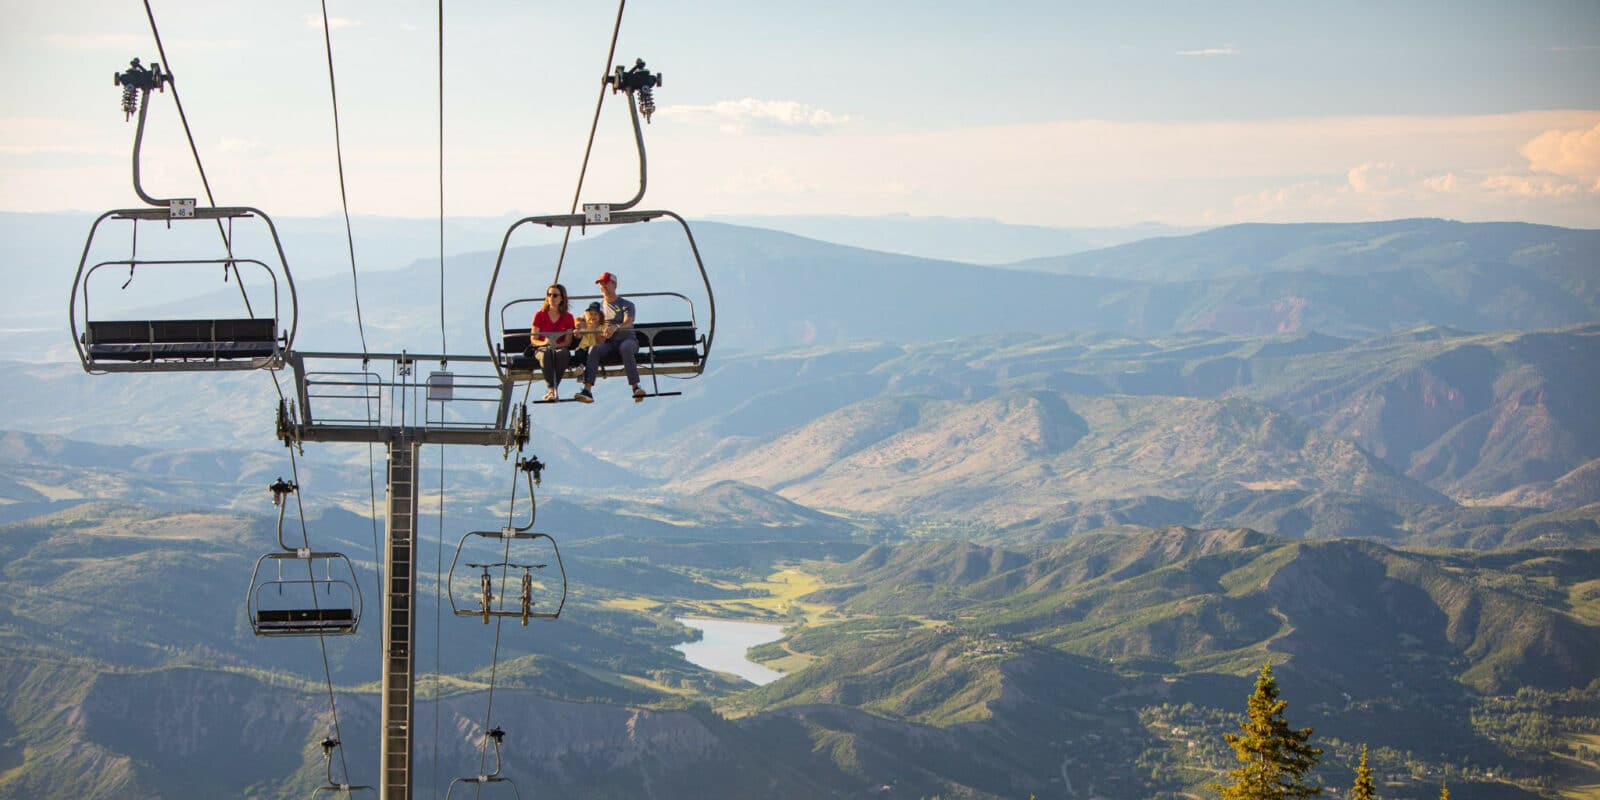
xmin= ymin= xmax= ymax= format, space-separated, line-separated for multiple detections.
xmin=483 ymin=59 xmax=713 ymax=397
xmin=70 ymin=58 xmax=297 ymax=374
xmin=309 ymin=737 xmax=375 ymax=798
xmin=447 ymin=530 xmax=566 ymax=624
xmin=445 ymin=727 xmax=523 ymax=800
xmin=247 ymin=550 xmax=364 ymax=637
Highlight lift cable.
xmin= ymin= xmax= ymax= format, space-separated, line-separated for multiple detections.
xmin=315 ymin=0 xmax=385 ymax=616
xmin=139 ymin=0 xmax=254 ymax=318
xmin=436 ymin=0 xmax=448 ymax=358
xmin=317 ymin=0 xmax=371 ymax=359
xmin=552 ymin=0 xmax=627 ymax=284
xmin=142 ymin=3 xmax=356 ymax=784
xmin=473 ymin=462 xmax=526 ymax=781
xmin=285 ymin=449 xmax=354 ymax=785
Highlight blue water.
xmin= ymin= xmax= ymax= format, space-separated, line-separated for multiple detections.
xmin=674 ymin=617 xmax=787 ymax=686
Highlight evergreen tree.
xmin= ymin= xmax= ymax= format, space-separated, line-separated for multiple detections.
xmin=1350 ymin=744 xmax=1376 ymax=800
xmin=1212 ymin=662 xmax=1324 ymax=800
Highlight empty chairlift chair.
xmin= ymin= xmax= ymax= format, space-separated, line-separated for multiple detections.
xmin=69 ymin=58 xmax=297 ymax=374
xmin=247 ymin=550 xmax=364 ymax=637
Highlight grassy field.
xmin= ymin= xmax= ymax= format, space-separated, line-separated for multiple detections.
xmin=722 ymin=568 xmax=830 ymax=621
xmin=616 ymin=567 xmax=835 ymax=623
xmin=600 ymin=596 xmax=662 ymax=612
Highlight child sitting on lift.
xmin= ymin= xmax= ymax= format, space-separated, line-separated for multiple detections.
xmin=572 ymin=302 xmax=605 ymax=370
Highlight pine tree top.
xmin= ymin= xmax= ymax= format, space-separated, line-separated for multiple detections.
xmin=1350 ymin=743 xmax=1376 ymax=800
xmin=1213 ymin=661 xmax=1324 ymax=800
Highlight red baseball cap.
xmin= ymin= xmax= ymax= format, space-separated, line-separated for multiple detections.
xmin=595 ymin=271 xmax=618 ymax=285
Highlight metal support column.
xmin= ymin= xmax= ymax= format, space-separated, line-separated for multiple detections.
xmin=381 ymin=437 xmax=420 ymax=800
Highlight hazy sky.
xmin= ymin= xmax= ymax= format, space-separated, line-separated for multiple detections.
xmin=4 ymin=0 xmax=1599 ymax=227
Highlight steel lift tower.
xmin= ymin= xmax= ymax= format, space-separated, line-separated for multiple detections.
xmin=277 ymin=351 xmax=529 ymax=799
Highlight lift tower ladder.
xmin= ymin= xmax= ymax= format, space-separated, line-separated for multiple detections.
xmin=278 ymin=350 xmax=526 ymax=800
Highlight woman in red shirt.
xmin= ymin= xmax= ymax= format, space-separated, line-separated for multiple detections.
xmin=530 ymin=283 xmax=576 ymax=401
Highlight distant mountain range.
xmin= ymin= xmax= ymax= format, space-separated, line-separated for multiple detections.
xmin=6 ymin=320 xmax=1597 ymax=547
xmin=10 ymin=215 xmax=1598 ymax=365
xmin=705 ymin=213 xmax=1205 ymax=264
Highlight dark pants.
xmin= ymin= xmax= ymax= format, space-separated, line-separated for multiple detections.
xmin=534 ymin=346 xmax=569 ymax=388
xmin=584 ymin=337 xmax=639 ymax=387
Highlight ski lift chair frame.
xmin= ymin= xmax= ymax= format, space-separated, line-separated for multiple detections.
xmin=445 ymin=727 xmax=522 ymax=800
xmin=247 ymin=550 xmax=364 ymax=637
xmin=482 ymin=61 xmax=714 ymax=396
xmin=309 ymin=736 xmax=375 ymax=798
xmin=70 ymin=58 xmax=297 ymax=374
xmin=446 ymin=529 xmax=567 ymax=624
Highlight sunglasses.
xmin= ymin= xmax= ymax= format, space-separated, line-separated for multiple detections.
xmin=546 ymin=292 xmax=563 ymax=297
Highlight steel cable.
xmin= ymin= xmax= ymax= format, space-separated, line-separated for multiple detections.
xmin=140 ymin=0 xmax=254 ymax=319
xmin=318 ymin=0 xmax=371 ymax=359
xmin=552 ymin=0 xmax=627 ymax=284
xmin=143 ymin=2 xmax=356 ymax=785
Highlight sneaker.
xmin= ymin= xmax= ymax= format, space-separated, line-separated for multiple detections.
xmin=542 ymin=387 xmax=557 ymax=402
xmin=574 ymin=388 xmax=594 ymax=404
xmin=632 ymin=385 xmax=647 ymax=403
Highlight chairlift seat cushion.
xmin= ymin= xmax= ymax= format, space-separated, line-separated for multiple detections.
xmin=85 ymin=318 xmax=279 ymax=361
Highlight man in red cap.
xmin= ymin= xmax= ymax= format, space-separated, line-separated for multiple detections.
xmin=575 ymin=271 xmax=645 ymax=403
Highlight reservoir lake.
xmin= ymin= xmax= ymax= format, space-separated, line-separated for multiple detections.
xmin=674 ymin=617 xmax=786 ymax=686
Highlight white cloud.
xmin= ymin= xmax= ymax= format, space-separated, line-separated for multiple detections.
xmin=656 ymin=99 xmax=849 ymax=135
xmin=1347 ymin=162 xmax=1411 ymax=194
xmin=1521 ymin=122 xmax=1600 ymax=184
xmin=1177 ymin=46 xmax=1238 ymax=56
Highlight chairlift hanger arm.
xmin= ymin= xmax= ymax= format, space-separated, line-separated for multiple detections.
xmin=115 ymin=58 xmax=189 ymax=210
xmin=600 ymin=59 xmax=660 ymax=213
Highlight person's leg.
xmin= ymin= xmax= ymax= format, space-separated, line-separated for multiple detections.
xmin=535 ymin=347 xmax=556 ymax=388
xmin=620 ymin=337 xmax=640 ymax=387
xmin=583 ymin=341 xmax=608 ymax=388
xmin=547 ymin=347 xmax=569 ymax=388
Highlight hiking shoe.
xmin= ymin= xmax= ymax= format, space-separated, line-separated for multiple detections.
xmin=574 ymin=388 xmax=594 ymax=404
xmin=632 ymin=385 xmax=647 ymax=403
xmin=542 ymin=387 xmax=557 ymax=402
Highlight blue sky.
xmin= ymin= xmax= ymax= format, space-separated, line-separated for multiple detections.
xmin=4 ymin=0 xmax=1598 ymax=227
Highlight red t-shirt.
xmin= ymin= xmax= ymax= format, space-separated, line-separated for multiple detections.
xmin=532 ymin=309 xmax=576 ymax=346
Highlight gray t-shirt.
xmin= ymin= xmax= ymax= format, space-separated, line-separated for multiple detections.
xmin=601 ymin=297 xmax=636 ymax=341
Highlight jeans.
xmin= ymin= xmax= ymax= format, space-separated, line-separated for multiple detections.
xmin=584 ymin=336 xmax=639 ymax=387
